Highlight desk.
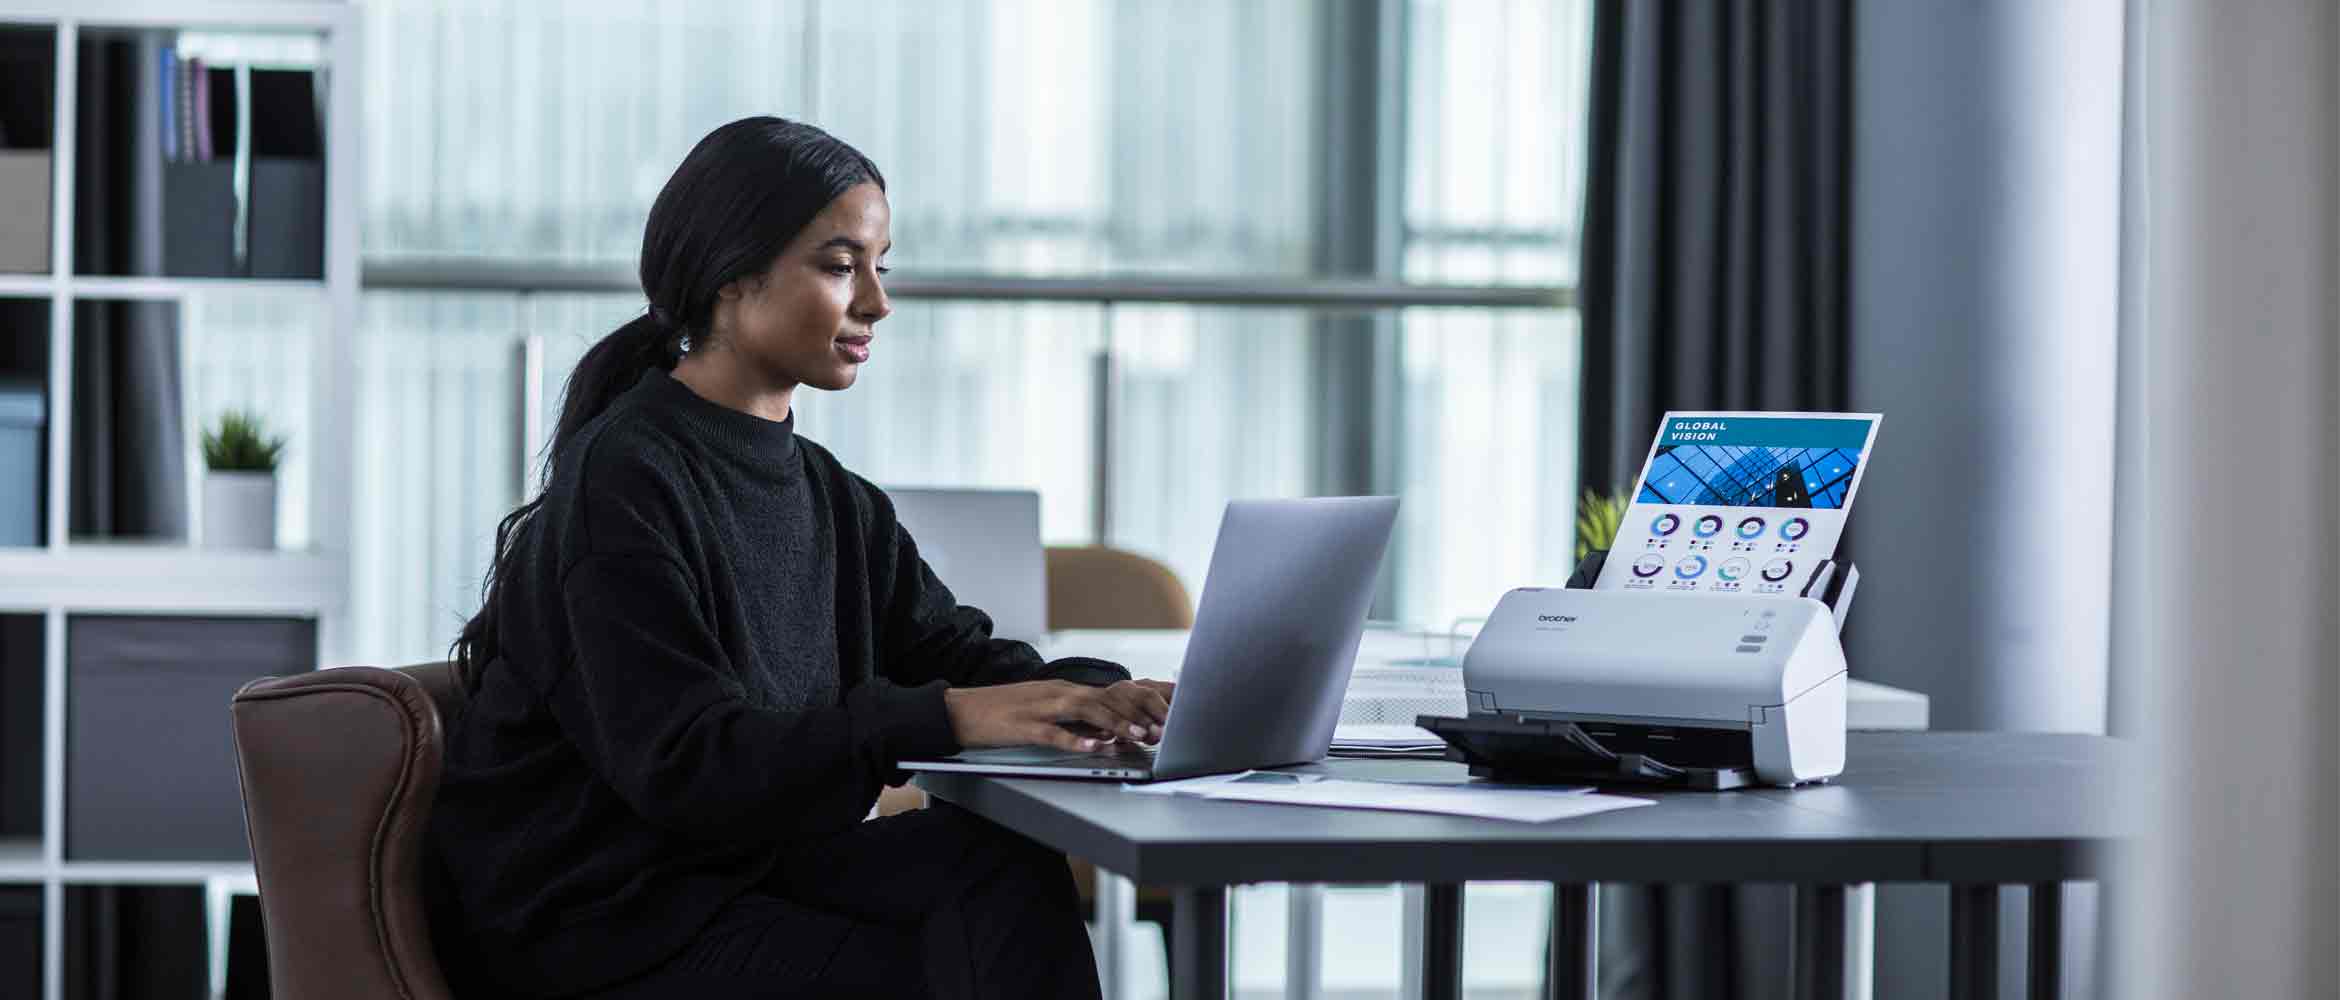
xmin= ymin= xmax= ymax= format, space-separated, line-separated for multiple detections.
xmin=919 ymin=731 xmax=2123 ymax=1000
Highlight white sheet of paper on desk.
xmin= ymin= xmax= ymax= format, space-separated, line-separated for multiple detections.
xmin=1595 ymin=412 xmax=1882 ymax=594
xmin=1190 ymin=780 xmax=1654 ymax=823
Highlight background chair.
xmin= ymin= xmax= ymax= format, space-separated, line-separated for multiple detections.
xmin=230 ymin=662 xmax=463 ymax=1000
xmin=1043 ymin=545 xmax=1195 ymax=631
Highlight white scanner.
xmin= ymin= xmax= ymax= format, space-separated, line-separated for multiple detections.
xmin=1419 ymin=586 xmax=1848 ymax=788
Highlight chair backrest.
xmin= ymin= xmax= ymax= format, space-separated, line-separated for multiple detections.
xmin=230 ymin=662 xmax=466 ymax=1000
xmin=1044 ymin=545 xmax=1194 ymax=630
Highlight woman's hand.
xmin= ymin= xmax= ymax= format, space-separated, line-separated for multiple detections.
xmin=944 ymin=679 xmax=1175 ymax=752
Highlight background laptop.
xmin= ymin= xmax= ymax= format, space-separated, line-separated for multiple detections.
xmin=901 ymin=496 xmax=1399 ymax=782
xmin=886 ymin=487 xmax=1047 ymax=644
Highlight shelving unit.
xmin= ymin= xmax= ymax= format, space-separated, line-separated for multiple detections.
xmin=0 ymin=3 xmax=360 ymax=997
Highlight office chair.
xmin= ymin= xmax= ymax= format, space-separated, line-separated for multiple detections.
xmin=230 ymin=662 xmax=463 ymax=1000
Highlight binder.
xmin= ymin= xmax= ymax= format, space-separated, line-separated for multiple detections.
xmin=246 ymin=68 xmax=323 ymax=278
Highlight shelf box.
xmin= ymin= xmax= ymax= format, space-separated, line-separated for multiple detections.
xmin=0 ymin=616 xmax=39 ymax=845
xmin=67 ymin=614 xmax=314 ymax=862
xmin=0 ymin=151 xmax=47 ymax=274
xmin=161 ymin=161 xmax=239 ymax=279
xmin=0 ymin=886 xmax=37 ymax=998
xmin=65 ymin=884 xmax=208 ymax=996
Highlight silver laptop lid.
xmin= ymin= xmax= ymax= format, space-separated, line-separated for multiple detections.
xmin=885 ymin=487 xmax=1047 ymax=644
xmin=1152 ymin=496 xmax=1400 ymax=780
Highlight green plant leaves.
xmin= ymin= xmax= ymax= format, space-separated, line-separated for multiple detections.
xmin=1574 ymin=488 xmax=1629 ymax=561
xmin=201 ymin=409 xmax=287 ymax=473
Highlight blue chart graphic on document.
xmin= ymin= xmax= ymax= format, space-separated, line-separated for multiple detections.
xmin=1597 ymin=412 xmax=1882 ymax=594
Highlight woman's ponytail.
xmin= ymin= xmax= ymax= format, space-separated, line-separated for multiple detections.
xmin=551 ymin=311 xmax=681 ymax=467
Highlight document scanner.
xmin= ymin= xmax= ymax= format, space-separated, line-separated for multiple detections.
xmin=1419 ymin=556 xmax=1855 ymax=790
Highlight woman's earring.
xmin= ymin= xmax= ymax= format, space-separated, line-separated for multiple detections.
xmin=677 ymin=333 xmax=693 ymax=355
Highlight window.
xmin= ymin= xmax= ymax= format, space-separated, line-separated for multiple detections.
xmin=349 ymin=0 xmax=1594 ymax=666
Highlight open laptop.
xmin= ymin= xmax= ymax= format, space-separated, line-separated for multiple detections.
xmin=900 ymin=496 xmax=1399 ymax=782
xmin=886 ymin=487 xmax=1047 ymax=644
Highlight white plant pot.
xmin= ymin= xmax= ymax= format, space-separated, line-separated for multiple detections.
xmin=203 ymin=471 xmax=278 ymax=549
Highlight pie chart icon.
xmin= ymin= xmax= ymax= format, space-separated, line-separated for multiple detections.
xmin=1736 ymin=517 xmax=1766 ymax=539
xmin=1782 ymin=517 xmax=1810 ymax=541
xmin=1693 ymin=515 xmax=1723 ymax=538
xmin=1674 ymin=556 xmax=1708 ymax=580
xmin=1632 ymin=555 xmax=1667 ymax=577
xmin=1760 ymin=558 xmax=1795 ymax=583
xmin=1718 ymin=557 xmax=1750 ymax=581
xmin=1651 ymin=513 xmax=1681 ymax=537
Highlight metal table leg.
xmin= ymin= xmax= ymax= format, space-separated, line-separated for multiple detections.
xmin=2029 ymin=882 xmax=2062 ymax=1000
xmin=1548 ymin=883 xmax=1597 ymax=1000
xmin=1949 ymin=884 xmax=2002 ymax=1000
xmin=1423 ymin=883 xmax=1465 ymax=1000
xmin=1849 ymin=883 xmax=1876 ymax=1000
xmin=1794 ymin=884 xmax=1861 ymax=1000
xmin=1094 ymin=871 xmax=1136 ymax=1000
xmin=1172 ymin=885 xmax=1228 ymax=1000
xmin=1286 ymin=884 xmax=1323 ymax=1000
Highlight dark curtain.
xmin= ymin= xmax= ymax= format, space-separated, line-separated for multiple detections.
xmin=1576 ymin=0 xmax=1854 ymax=496
xmin=1573 ymin=3 xmax=1854 ymax=1000
xmin=70 ymin=35 xmax=184 ymax=541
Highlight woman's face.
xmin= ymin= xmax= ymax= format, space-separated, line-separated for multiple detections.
xmin=709 ymin=182 xmax=893 ymax=393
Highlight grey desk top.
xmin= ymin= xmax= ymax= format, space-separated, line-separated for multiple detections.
xmin=914 ymin=732 xmax=2127 ymax=887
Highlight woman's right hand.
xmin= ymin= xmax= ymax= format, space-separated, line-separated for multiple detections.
xmin=943 ymin=679 xmax=1173 ymax=752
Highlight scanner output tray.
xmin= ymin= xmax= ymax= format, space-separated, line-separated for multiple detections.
xmin=1416 ymin=713 xmax=1754 ymax=791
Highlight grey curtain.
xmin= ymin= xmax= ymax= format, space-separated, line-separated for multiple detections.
xmin=1574 ymin=3 xmax=1853 ymax=999
xmin=70 ymin=34 xmax=184 ymax=541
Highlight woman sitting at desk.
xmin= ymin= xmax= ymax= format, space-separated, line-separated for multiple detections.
xmin=425 ymin=116 xmax=1173 ymax=999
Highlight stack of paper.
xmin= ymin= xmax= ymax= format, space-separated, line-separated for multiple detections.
xmin=1330 ymin=724 xmax=1450 ymax=758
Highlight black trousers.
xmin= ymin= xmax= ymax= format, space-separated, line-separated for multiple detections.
xmin=583 ymin=801 xmax=1101 ymax=999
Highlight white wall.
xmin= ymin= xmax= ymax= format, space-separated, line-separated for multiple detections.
xmin=1848 ymin=2 xmax=2123 ymax=733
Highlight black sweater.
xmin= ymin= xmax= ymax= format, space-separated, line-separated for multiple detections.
xmin=426 ymin=369 xmax=1124 ymax=996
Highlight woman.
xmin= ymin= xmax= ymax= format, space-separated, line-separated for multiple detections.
xmin=426 ymin=117 xmax=1172 ymax=999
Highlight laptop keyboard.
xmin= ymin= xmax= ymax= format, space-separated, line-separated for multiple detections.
xmin=966 ymin=743 xmax=1158 ymax=766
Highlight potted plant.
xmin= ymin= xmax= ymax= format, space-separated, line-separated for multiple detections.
xmin=1574 ymin=488 xmax=1630 ymax=562
xmin=200 ymin=410 xmax=286 ymax=549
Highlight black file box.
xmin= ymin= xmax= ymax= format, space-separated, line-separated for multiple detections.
xmin=0 ymin=888 xmax=38 ymax=999
xmin=0 ymin=615 xmax=40 ymax=840
xmin=67 ymin=614 xmax=316 ymax=861
xmin=247 ymin=156 xmax=322 ymax=278
xmin=161 ymin=160 xmax=237 ymax=277
xmin=64 ymin=885 xmax=208 ymax=997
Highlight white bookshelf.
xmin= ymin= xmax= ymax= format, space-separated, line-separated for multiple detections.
xmin=0 ymin=3 xmax=361 ymax=997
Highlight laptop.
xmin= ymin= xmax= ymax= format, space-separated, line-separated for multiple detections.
xmin=886 ymin=487 xmax=1048 ymax=644
xmin=900 ymin=496 xmax=1399 ymax=782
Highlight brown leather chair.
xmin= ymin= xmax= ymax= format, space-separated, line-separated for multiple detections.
xmin=230 ymin=662 xmax=465 ymax=1000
